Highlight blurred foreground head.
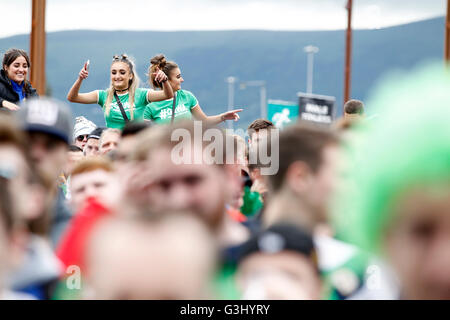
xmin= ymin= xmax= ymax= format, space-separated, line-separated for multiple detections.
xmin=263 ymin=122 xmax=340 ymax=230
xmin=334 ymin=64 xmax=450 ymax=300
xmin=15 ymin=97 xmax=73 ymax=181
xmin=128 ymin=121 xmax=241 ymax=230
xmin=0 ymin=114 xmax=51 ymax=235
xmin=236 ymin=224 xmax=321 ymax=300
xmin=0 ymin=177 xmax=16 ymax=293
xmin=85 ymin=213 xmax=217 ymax=299
xmin=113 ymin=121 xmax=150 ymax=168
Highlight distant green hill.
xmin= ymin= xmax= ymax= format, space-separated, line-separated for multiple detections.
xmin=0 ymin=17 xmax=445 ymax=128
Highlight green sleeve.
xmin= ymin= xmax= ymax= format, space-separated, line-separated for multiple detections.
xmin=240 ymin=186 xmax=263 ymax=217
xmin=185 ymin=90 xmax=199 ymax=110
xmin=143 ymin=104 xmax=153 ymax=120
xmin=136 ymin=88 xmax=150 ymax=106
xmin=97 ymin=90 xmax=107 ymax=107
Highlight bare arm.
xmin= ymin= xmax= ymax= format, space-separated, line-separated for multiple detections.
xmin=191 ymin=104 xmax=243 ymax=125
xmin=147 ymin=70 xmax=174 ymax=102
xmin=67 ymin=63 xmax=98 ymax=104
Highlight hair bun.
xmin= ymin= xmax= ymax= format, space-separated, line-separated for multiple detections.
xmin=150 ymin=54 xmax=166 ymax=69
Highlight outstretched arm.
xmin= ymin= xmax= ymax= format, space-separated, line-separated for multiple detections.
xmin=67 ymin=62 xmax=98 ymax=104
xmin=191 ymin=104 xmax=242 ymax=125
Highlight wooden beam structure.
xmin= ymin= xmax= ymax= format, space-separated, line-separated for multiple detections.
xmin=29 ymin=0 xmax=46 ymax=95
xmin=343 ymin=0 xmax=353 ymax=110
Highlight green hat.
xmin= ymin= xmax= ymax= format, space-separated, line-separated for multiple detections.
xmin=332 ymin=63 xmax=450 ymax=253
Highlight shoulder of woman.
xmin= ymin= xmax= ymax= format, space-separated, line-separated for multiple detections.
xmin=135 ymin=87 xmax=149 ymax=94
xmin=0 ymin=72 xmax=11 ymax=90
xmin=0 ymin=76 xmax=14 ymax=97
xmin=179 ymin=89 xmax=196 ymax=98
xmin=0 ymin=69 xmax=10 ymax=83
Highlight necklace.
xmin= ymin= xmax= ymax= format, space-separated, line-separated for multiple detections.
xmin=115 ymin=87 xmax=129 ymax=93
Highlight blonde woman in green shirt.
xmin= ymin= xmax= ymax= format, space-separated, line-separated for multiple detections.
xmin=67 ymin=54 xmax=173 ymax=129
xmin=144 ymin=54 xmax=242 ymax=125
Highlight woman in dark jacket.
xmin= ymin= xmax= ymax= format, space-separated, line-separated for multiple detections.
xmin=0 ymin=48 xmax=38 ymax=110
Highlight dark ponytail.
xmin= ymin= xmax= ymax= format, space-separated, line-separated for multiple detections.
xmin=148 ymin=54 xmax=178 ymax=89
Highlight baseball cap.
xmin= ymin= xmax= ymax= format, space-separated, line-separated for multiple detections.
xmin=16 ymin=97 xmax=73 ymax=144
xmin=88 ymin=127 xmax=105 ymax=140
xmin=236 ymin=223 xmax=318 ymax=266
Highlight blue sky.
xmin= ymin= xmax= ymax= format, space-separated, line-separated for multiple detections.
xmin=1 ymin=0 xmax=446 ymax=38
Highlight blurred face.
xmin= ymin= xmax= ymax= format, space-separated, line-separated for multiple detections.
xmin=100 ymin=132 xmax=120 ymax=155
xmin=308 ymin=144 xmax=341 ymax=222
xmin=84 ymin=138 xmax=100 ymax=156
xmin=144 ymin=147 xmax=230 ymax=229
xmin=0 ymin=144 xmax=46 ymax=224
xmin=111 ymin=62 xmax=132 ymax=91
xmin=249 ymin=129 xmax=268 ymax=152
xmin=66 ymin=150 xmax=83 ymax=176
xmin=238 ymin=251 xmax=321 ymax=300
xmin=384 ymin=185 xmax=450 ymax=300
xmin=0 ymin=145 xmax=29 ymax=218
xmin=115 ymin=136 xmax=136 ymax=162
xmin=0 ymin=215 xmax=10 ymax=290
xmin=168 ymin=67 xmax=184 ymax=91
xmin=28 ymin=132 xmax=68 ymax=180
xmin=86 ymin=217 xmax=215 ymax=299
xmin=74 ymin=134 xmax=88 ymax=150
xmin=70 ymin=169 xmax=118 ymax=212
xmin=4 ymin=56 xmax=28 ymax=84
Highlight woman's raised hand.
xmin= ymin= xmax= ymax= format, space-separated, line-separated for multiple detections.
xmin=153 ymin=69 xmax=168 ymax=83
xmin=78 ymin=62 xmax=89 ymax=80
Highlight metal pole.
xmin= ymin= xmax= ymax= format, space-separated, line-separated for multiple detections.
xmin=344 ymin=0 xmax=353 ymax=109
xmin=227 ymin=76 xmax=236 ymax=130
xmin=445 ymin=0 xmax=450 ymax=64
xmin=30 ymin=0 xmax=46 ymax=96
xmin=304 ymin=45 xmax=319 ymax=94
xmin=260 ymin=84 xmax=267 ymax=119
xmin=306 ymin=52 xmax=313 ymax=94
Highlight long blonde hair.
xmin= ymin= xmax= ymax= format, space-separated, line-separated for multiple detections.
xmin=105 ymin=54 xmax=140 ymax=120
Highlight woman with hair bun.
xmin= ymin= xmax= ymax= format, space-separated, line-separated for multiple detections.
xmin=0 ymin=48 xmax=38 ymax=111
xmin=144 ymin=54 xmax=242 ymax=125
xmin=67 ymin=54 xmax=173 ymax=129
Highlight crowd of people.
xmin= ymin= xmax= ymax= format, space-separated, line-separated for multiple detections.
xmin=0 ymin=47 xmax=450 ymax=300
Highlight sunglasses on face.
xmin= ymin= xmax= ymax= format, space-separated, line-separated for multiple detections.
xmin=76 ymin=134 xmax=89 ymax=142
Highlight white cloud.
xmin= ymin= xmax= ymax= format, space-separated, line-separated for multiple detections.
xmin=0 ymin=0 xmax=446 ymax=38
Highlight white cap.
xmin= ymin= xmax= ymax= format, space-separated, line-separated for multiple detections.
xmin=73 ymin=116 xmax=96 ymax=141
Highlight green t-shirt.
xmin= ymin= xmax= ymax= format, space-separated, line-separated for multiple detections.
xmin=143 ymin=89 xmax=198 ymax=124
xmin=97 ymin=88 xmax=149 ymax=129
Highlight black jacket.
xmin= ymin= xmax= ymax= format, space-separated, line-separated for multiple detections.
xmin=0 ymin=69 xmax=38 ymax=107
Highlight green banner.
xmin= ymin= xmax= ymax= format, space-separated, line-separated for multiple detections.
xmin=267 ymin=100 xmax=299 ymax=129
